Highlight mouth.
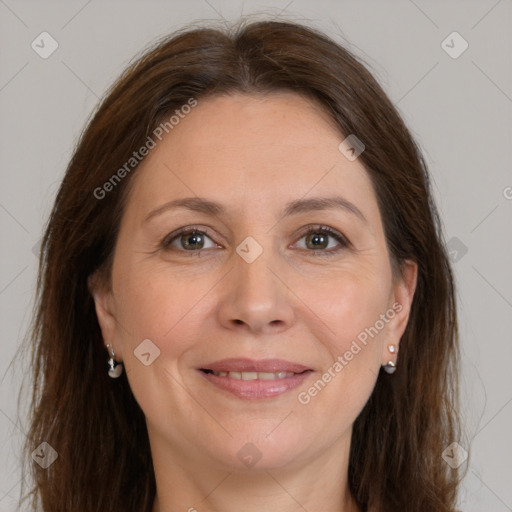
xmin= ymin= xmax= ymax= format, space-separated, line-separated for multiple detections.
xmin=201 ymin=369 xmax=300 ymax=380
xmin=198 ymin=358 xmax=314 ymax=400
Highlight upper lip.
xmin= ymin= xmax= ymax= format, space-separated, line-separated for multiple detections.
xmin=199 ymin=358 xmax=312 ymax=374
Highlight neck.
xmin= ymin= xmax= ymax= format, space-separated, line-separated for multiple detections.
xmin=152 ymin=473 xmax=359 ymax=512
xmin=150 ymin=432 xmax=360 ymax=512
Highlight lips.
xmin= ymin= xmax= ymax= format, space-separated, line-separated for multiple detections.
xmin=198 ymin=358 xmax=313 ymax=400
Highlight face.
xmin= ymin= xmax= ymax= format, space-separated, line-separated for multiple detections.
xmin=91 ymin=92 xmax=417 ymax=475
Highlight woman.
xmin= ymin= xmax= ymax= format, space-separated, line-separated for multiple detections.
xmin=22 ymin=19 xmax=464 ymax=512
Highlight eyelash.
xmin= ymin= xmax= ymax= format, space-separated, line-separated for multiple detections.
xmin=161 ymin=224 xmax=351 ymax=257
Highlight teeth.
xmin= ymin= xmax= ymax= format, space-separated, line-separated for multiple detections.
xmin=259 ymin=372 xmax=279 ymax=380
xmin=211 ymin=370 xmax=295 ymax=380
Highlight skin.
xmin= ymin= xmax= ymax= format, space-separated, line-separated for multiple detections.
xmin=90 ymin=92 xmax=417 ymax=512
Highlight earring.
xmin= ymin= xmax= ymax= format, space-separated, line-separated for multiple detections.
xmin=382 ymin=360 xmax=397 ymax=374
xmin=382 ymin=344 xmax=397 ymax=374
xmin=107 ymin=343 xmax=123 ymax=378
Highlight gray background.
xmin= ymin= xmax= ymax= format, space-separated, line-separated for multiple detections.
xmin=0 ymin=0 xmax=511 ymax=510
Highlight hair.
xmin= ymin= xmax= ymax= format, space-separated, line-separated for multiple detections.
xmin=20 ymin=18 xmax=464 ymax=512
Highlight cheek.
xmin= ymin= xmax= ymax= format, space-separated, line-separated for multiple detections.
xmin=112 ymin=259 xmax=223 ymax=372
xmin=294 ymin=265 xmax=391 ymax=402
xmin=292 ymin=289 xmax=387 ymax=438
xmin=114 ymin=256 xmax=180 ymax=334
xmin=304 ymin=262 xmax=392 ymax=347
xmin=111 ymin=265 xmax=211 ymax=427
xmin=329 ymin=283 xmax=390 ymax=349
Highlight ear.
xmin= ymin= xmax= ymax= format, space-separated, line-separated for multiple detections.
xmin=87 ymin=271 xmax=123 ymax=359
xmin=382 ymin=259 xmax=418 ymax=363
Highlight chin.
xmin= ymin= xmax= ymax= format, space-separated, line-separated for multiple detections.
xmin=209 ymin=427 xmax=311 ymax=472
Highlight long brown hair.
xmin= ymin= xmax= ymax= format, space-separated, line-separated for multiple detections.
xmin=20 ymin=19 xmax=464 ymax=512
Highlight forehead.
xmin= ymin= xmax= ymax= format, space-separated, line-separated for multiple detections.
xmin=123 ymin=91 xmax=380 ymax=226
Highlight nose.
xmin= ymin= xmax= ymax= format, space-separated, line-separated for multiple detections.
xmin=216 ymin=248 xmax=296 ymax=335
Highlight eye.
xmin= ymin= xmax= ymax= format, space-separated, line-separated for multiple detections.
xmin=162 ymin=227 xmax=219 ymax=252
xmin=161 ymin=224 xmax=350 ymax=256
xmin=293 ymin=225 xmax=350 ymax=254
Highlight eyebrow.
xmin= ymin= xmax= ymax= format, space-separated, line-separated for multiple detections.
xmin=143 ymin=196 xmax=367 ymax=224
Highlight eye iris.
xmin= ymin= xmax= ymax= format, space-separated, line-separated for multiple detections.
xmin=306 ymin=232 xmax=328 ymax=250
xmin=181 ymin=232 xmax=204 ymax=250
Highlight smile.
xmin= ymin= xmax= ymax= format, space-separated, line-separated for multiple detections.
xmin=198 ymin=358 xmax=313 ymax=400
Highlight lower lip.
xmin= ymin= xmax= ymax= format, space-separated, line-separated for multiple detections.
xmin=198 ymin=370 xmax=313 ymax=400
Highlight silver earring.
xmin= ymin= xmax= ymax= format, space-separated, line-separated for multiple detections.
xmin=383 ymin=360 xmax=396 ymax=374
xmin=107 ymin=343 xmax=123 ymax=378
